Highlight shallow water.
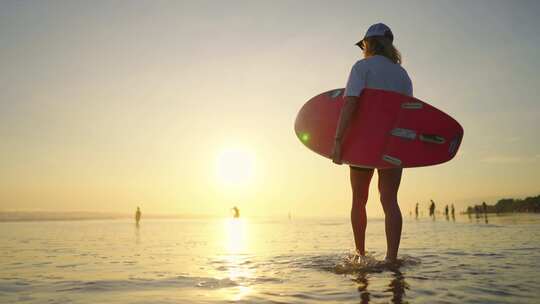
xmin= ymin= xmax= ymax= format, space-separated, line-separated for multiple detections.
xmin=1 ymin=214 xmax=539 ymax=303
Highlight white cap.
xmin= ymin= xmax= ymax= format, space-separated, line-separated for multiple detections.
xmin=356 ymin=23 xmax=394 ymax=49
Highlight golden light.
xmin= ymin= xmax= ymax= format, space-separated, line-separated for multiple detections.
xmin=220 ymin=218 xmax=253 ymax=301
xmin=224 ymin=218 xmax=248 ymax=254
xmin=215 ymin=147 xmax=255 ymax=186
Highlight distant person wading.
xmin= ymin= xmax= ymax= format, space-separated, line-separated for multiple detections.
xmin=232 ymin=206 xmax=240 ymax=219
xmin=135 ymin=207 xmax=141 ymax=224
xmin=331 ymin=23 xmax=413 ymax=262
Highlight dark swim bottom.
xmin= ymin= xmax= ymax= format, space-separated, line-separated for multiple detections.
xmin=350 ymin=166 xmax=374 ymax=172
xmin=349 ymin=166 xmax=403 ymax=195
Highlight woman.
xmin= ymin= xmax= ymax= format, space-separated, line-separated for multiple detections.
xmin=331 ymin=23 xmax=413 ymax=262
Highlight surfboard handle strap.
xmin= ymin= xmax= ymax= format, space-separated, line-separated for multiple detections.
xmin=390 ymin=128 xmax=446 ymax=145
xmin=419 ymin=134 xmax=446 ymax=144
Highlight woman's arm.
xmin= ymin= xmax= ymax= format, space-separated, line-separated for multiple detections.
xmin=334 ymin=60 xmax=366 ymax=164
xmin=332 ymin=95 xmax=361 ymax=164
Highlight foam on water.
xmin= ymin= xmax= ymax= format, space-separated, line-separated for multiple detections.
xmin=334 ymin=252 xmax=421 ymax=274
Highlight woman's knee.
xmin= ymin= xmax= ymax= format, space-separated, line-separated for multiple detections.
xmin=352 ymin=192 xmax=369 ymax=208
xmin=377 ymin=168 xmax=402 ymax=206
xmin=380 ymin=195 xmax=400 ymax=214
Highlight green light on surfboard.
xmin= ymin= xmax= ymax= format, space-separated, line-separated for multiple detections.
xmin=300 ymin=132 xmax=310 ymax=143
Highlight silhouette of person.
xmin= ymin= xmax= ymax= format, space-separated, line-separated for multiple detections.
xmin=232 ymin=206 xmax=240 ymax=218
xmin=135 ymin=207 xmax=141 ymax=225
xmin=415 ymin=203 xmax=419 ymax=219
xmin=482 ymin=202 xmax=489 ymax=224
xmin=451 ymin=204 xmax=455 ymax=221
xmin=474 ymin=206 xmax=480 ymax=219
xmin=429 ymin=200 xmax=436 ymax=218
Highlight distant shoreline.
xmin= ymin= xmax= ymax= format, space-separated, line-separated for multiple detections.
xmin=0 ymin=211 xmax=212 ymax=222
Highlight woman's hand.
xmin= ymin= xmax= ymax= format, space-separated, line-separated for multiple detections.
xmin=331 ymin=138 xmax=343 ymax=165
xmin=333 ymin=96 xmax=359 ymax=165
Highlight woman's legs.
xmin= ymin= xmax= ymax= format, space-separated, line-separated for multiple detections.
xmin=377 ymin=168 xmax=403 ymax=261
xmin=350 ymin=166 xmax=374 ymax=255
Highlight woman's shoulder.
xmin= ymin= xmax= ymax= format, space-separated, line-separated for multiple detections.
xmin=351 ymin=58 xmax=371 ymax=73
xmin=353 ymin=55 xmax=390 ymax=68
xmin=354 ymin=57 xmax=376 ymax=65
xmin=398 ymin=64 xmax=412 ymax=80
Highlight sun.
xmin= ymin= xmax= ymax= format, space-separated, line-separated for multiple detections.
xmin=215 ymin=147 xmax=256 ymax=186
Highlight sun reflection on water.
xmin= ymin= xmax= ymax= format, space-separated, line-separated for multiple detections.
xmin=224 ymin=218 xmax=248 ymax=254
xmin=220 ymin=218 xmax=253 ymax=301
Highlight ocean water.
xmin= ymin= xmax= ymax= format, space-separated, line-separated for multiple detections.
xmin=1 ymin=214 xmax=539 ymax=304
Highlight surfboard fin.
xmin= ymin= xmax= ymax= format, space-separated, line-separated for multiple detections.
xmin=448 ymin=134 xmax=462 ymax=155
xmin=419 ymin=134 xmax=445 ymax=144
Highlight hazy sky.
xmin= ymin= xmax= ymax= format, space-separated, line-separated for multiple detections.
xmin=1 ymin=0 xmax=539 ymax=217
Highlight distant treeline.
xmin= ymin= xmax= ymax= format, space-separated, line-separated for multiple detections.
xmin=467 ymin=194 xmax=540 ymax=214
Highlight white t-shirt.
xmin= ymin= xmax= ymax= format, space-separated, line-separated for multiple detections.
xmin=344 ymin=55 xmax=413 ymax=97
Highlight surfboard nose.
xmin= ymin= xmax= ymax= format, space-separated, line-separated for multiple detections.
xmin=448 ymin=133 xmax=463 ymax=156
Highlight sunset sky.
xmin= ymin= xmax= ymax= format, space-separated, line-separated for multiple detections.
xmin=1 ymin=1 xmax=539 ymax=217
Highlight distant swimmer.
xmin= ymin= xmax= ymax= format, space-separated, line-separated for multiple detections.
xmin=135 ymin=207 xmax=141 ymax=224
xmin=232 ymin=206 xmax=240 ymax=218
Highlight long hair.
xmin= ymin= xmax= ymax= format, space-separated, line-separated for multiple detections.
xmin=364 ymin=36 xmax=402 ymax=64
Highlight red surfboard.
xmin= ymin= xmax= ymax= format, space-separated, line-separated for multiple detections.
xmin=294 ymin=88 xmax=464 ymax=168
